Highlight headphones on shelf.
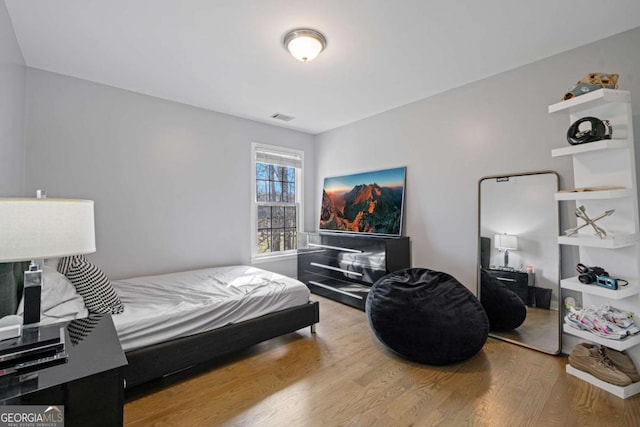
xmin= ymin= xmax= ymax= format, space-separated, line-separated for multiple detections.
xmin=576 ymin=263 xmax=628 ymax=290
xmin=576 ymin=263 xmax=608 ymax=284
xmin=567 ymin=117 xmax=612 ymax=145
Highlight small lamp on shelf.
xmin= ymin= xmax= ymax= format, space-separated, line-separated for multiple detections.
xmin=0 ymin=194 xmax=95 ymax=331
xmin=494 ymin=233 xmax=518 ymax=269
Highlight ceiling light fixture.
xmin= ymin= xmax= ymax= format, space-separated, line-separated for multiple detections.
xmin=283 ymin=28 xmax=326 ymax=62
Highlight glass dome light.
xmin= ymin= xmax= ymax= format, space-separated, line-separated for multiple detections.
xmin=283 ymin=29 xmax=327 ymax=62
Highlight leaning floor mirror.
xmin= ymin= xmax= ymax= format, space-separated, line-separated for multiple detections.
xmin=478 ymin=171 xmax=561 ymax=354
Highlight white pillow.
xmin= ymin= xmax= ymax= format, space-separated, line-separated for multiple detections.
xmin=17 ymin=265 xmax=88 ymax=324
xmin=44 ymin=258 xmax=60 ymax=271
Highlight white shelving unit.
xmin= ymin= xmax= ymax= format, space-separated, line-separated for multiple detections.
xmin=551 ymin=139 xmax=630 ymax=157
xmin=562 ymin=324 xmax=640 ymax=351
xmin=550 ymin=89 xmax=640 ymax=398
xmin=554 ymin=188 xmax=632 ymax=201
xmin=557 ymin=233 xmax=639 ymax=248
xmin=548 ymin=89 xmax=631 ymax=114
xmin=561 ymin=276 xmax=640 ymax=300
xmin=566 ymin=365 xmax=640 ymax=399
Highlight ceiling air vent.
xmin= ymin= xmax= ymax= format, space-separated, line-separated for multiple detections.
xmin=271 ymin=113 xmax=295 ymax=122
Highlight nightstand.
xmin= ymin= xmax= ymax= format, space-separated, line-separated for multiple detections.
xmin=484 ymin=269 xmax=535 ymax=306
xmin=0 ymin=314 xmax=127 ymax=427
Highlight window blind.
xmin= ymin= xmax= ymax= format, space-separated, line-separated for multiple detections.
xmin=255 ymin=148 xmax=302 ymax=169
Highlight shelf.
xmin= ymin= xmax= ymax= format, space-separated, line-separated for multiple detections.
xmin=548 ymin=89 xmax=631 ymax=114
xmin=558 ymin=233 xmax=639 ymax=248
xmin=555 ymin=188 xmax=631 ymax=201
xmin=551 ymin=139 xmax=630 ymax=157
xmin=563 ymin=324 xmax=640 ymax=351
xmin=551 ymin=87 xmax=639 ymax=401
xmin=560 ymin=276 xmax=640 ymax=299
xmin=566 ymin=365 xmax=640 ymax=399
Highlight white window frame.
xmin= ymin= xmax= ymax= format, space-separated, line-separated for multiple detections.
xmin=250 ymin=142 xmax=304 ymax=262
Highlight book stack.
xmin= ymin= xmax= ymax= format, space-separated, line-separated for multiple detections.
xmin=0 ymin=325 xmax=67 ymax=377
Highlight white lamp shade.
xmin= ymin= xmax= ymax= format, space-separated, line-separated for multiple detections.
xmin=494 ymin=234 xmax=518 ymax=250
xmin=0 ymin=198 xmax=96 ymax=262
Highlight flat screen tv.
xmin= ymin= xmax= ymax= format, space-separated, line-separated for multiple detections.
xmin=319 ymin=167 xmax=406 ymax=236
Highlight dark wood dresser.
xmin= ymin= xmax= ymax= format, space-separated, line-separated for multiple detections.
xmin=297 ymin=233 xmax=410 ymax=310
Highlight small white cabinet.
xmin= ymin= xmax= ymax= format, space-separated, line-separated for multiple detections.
xmin=550 ymin=89 xmax=640 ymax=398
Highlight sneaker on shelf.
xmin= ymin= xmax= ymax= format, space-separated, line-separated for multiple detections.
xmin=568 ymin=343 xmax=631 ymax=386
xmin=565 ymin=307 xmax=627 ymax=340
xmin=583 ymin=306 xmax=630 ymax=339
xmin=599 ymin=305 xmax=639 ymax=335
xmin=602 ymin=347 xmax=640 ymax=383
xmin=565 ymin=308 xmax=597 ymax=334
xmin=565 ymin=307 xmax=597 ymax=333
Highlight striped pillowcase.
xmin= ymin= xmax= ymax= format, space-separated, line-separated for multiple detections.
xmin=59 ymin=256 xmax=124 ymax=314
xmin=57 ymin=255 xmax=85 ymax=276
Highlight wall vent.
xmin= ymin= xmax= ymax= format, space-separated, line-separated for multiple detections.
xmin=270 ymin=113 xmax=295 ymax=122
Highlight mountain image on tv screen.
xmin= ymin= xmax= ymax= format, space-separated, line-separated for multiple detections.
xmin=319 ymin=167 xmax=406 ymax=236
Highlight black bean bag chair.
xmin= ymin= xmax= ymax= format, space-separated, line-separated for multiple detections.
xmin=480 ymin=269 xmax=527 ymax=331
xmin=366 ymin=268 xmax=489 ymax=365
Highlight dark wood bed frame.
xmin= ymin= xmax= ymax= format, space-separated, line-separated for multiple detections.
xmin=1 ymin=262 xmax=320 ymax=389
xmin=123 ymin=301 xmax=319 ymax=388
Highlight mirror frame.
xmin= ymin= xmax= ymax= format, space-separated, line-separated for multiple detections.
xmin=477 ymin=170 xmax=562 ymax=354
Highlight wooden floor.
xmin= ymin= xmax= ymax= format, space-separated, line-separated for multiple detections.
xmin=491 ymin=306 xmax=560 ymax=353
xmin=124 ymin=295 xmax=640 ymax=426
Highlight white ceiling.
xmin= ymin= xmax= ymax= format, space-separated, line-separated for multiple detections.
xmin=6 ymin=0 xmax=640 ymax=134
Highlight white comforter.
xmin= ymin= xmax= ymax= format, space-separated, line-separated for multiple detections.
xmin=110 ymin=265 xmax=310 ymax=351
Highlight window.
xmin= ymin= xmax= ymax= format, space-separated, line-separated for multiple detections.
xmin=251 ymin=143 xmax=303 ymax=260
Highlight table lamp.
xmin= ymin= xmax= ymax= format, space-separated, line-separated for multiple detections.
xmin=0 ymin=196 xmax=95 ymax=327
xmin=494 ymin=233 xmax=518 ymax=269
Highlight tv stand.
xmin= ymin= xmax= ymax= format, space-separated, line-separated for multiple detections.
xmin=297 ymin=233 xmax=410 ymax=310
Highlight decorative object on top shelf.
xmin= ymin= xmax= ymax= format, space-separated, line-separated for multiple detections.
xmin=494 ymin=233 xmax=518 ymax=269
xmin=565 ymin=205 xmax=614 ymax=238
xmin=563 ymin=73 xmax=619 ymax=100
xmin=567 ymin=116 xmax=612 ymax=145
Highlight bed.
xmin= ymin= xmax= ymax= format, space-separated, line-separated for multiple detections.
xmin=0 ymin=262 xmax=319 ymax=389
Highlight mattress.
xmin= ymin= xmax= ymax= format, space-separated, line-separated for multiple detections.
xmin=110 ymin=265 xmax=310 ymax=351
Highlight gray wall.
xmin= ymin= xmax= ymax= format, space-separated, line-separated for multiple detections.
xmin=19 ymin=25 xmax=640 ymax=288
xmin=314 ymin=26 xmax=640 ymax=290
xmin=24 ymin=69 xmax=315 ymax=279
xmin=0 ymin=1 xmax=25 ymax=196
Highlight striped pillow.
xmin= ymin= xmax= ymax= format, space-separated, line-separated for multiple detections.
xmin=65 ymin=257 xmax=124 ymax=314
xmin=57 ymin=255 xmax=85 ymax=276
